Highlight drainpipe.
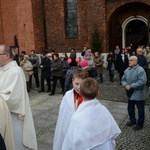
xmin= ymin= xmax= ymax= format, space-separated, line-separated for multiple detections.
xmin=148 ymin=15 xmax=150 ymax=44
xmin=42 ymin=0 xmax=48 ymax=50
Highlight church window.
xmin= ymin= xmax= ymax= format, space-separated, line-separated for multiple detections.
xmin=65 ymin=0 xmax=78 ymax=37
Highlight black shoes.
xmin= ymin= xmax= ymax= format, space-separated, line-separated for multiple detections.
xmin=38 ymin=90 xmax=44 ymax=93
xmin=49 ymin=93 xmax=54 ymax=96
xmin=126 ymin=122 xmax=136 ymax=126
xmin=46 ymin=90 xmax=51 ymax=92
xmin=134 ymin=125 xmax=143 ymax=130
xmin=38 ymin=90 xmax=51 ymax=93
xmin=110 ymin=79 xmax=113 ymax=83
xmin=126 ymin=122 xmax=143 ymax=130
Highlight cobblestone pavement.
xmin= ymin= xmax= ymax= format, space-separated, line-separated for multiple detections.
xmin=28 ymin=68 xmax=150 ymax=150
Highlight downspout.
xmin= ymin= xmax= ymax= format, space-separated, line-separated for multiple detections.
xmin=42 ymin=0 xmax=48 ymax=50
xmin=0 ymin=0 xmax=4 ymax=42
xmin=148 ymin=14 xmax=150 ymax=44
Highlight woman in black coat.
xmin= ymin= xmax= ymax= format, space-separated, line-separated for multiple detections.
xmin=116 ymin=49 xmax=129 ymax=84
xmin=107 ymin=51 xmax=116 ymax=82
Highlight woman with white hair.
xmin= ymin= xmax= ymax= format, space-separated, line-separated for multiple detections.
xmin=20 ymin=55 xmax=33 ymax=92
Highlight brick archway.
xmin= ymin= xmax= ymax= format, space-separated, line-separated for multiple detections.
xmin=122 ymin=16 xmax=148 ymax=49
xmin=108 ymin=2 xmax=150 ymax=51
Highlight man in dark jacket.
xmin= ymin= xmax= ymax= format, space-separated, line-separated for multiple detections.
xmin=136 ymin=47 xmax=148 ymax=72
xmin=49 ymin=53 xmax=64 ymax=96
xmin=38 ymin=52 xmax=51 ymax=92
xmin=29 ymin=50 xmax=40 ymax=88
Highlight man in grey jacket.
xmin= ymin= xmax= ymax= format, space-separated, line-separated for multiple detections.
xmin=121 ymin=56 xmax=147 ymax=130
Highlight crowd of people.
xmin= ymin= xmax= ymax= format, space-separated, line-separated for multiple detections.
xmin=17 ymin=46 xmax=105 ymax=96
xmin=107 ymin=44 xmax=148 ymax=131
xmin=0 ymin=43 xmax=150 ymax=149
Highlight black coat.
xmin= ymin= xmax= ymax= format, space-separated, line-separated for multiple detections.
xmin=40 ymin=57 xmax=51 ymax=79
xmin=116 ymin=54 xmax=129 ymax=74
xmin=107 ymin=54 xmax=116 ymax=70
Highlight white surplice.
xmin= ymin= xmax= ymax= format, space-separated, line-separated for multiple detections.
xmin=0 ymin=97 xmax=15 ymax=150
xmin=0 ymin=61 xmax=37 ymax=150
xmin=53 ymin=89 xmax=76 ymax=150
xmin=62 ymin=99 xmax=121 ymax=150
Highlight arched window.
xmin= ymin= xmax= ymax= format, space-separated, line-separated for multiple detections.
xmin=65 ymin=0 xmax=78 ymax=37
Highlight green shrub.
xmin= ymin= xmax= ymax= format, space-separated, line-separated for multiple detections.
xmin=91 ymin=26 xmax=103 ymax=54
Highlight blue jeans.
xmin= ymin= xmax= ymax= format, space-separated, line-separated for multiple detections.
xmin=128 ymin=99 xmax=145 ymax=127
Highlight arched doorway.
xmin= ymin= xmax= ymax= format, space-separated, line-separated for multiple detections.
xmin=126 ymin=20 xmax=147 ymax=49
xmin=108 ymin=2 xmax=150 ymax=52
xmin=122 ymin=16 xmax=148 ymax=51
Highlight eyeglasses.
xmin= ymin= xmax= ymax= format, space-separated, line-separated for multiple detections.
xmin=0 ymin=52 xmax=7 ymax=55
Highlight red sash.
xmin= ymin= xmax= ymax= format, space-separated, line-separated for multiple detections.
xmin=74 ymin=92 xmax=83 ymax=109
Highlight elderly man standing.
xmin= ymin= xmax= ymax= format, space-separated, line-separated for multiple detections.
xmin=0 ymin=45 xmax=37 ymax=150
xmin=121 ymin=56 xmax=147 ymax=130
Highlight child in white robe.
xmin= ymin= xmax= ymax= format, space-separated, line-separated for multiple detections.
xmin=62 ymin=78 xmax=121 ymax=150
xmin=53 ymin=69 xmax=89 ymax=150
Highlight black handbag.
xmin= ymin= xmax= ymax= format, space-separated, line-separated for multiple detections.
xmin=126 ymin=89 xmax=134 ymax=98
xmin=88 ymin=68 xmax=98 ymax=78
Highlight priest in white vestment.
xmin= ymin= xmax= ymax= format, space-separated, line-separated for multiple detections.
xmin=0 ymin=45 xmax=37 ymax=150
xmin=62 ymin=78 xmax=121 ymax=150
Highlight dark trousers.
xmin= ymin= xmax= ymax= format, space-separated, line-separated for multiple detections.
xmin=29 ymin=73 xmax=39 ymax=88
xmin=26 ymin=81 xmax=30 ymax=92
xmin=119 ymin=73 xmax=123 ymax=82
xmin=128 ymin=99 xmax=145 ymax=127
xmin=41 ymin=77 xmax=51 ymax=91
xmin=51 ymin=76 xmax=64 ymax=94
xmin=0 ymin=134 xmax=6 ymax=150
xmin=119 ymin=73 xmax=124 ymax=84
xmin=100 ymin=74 xmax=103 ymax=82
xmin=109 ymin=70 xmax=114 ymax=82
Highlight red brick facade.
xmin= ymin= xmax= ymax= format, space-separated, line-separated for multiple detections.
xmin=0 ymin=0 xmax=36 ymax=54
xmin=0 ymin=0 xmax=150 ymax=54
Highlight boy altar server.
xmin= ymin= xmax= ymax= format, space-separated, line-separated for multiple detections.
xmin=62 ymin=78 xmax=121 ymax=150
xmin=53 ymin=69 xmax=89 ymax=150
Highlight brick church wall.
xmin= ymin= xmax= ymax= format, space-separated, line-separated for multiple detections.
xmin=0 ymin=0 xmax=150 ymax=54
xmin=16 ymin=0 xmax=35 ymax=54
xmin=106 ymin=0 xmax=150 ymax=20
xmin=32 ymin=0 xmax=45 ymax=54
xmin=45 ymin=0 xmax=107 ymax=53
xmin=0 ymin=3 xmax=3 ymax=43
xmin=0 ymin=0 xmax=46 ymax=54
xmin=0 ymin=0 xmax=18 ymax=45
xmin=86 ymin=0 xmax=106 ymax=52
